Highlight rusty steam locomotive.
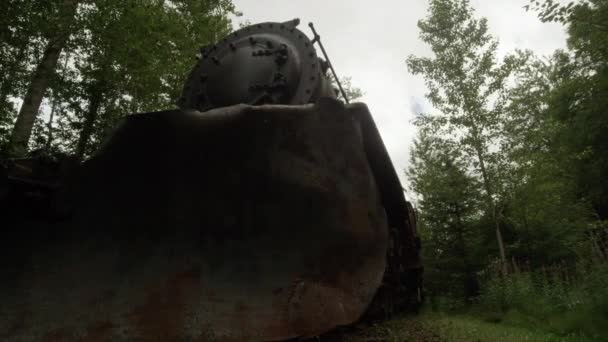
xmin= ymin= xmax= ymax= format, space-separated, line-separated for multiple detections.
xmin=1 ymin=19 xmax=421 ymax=341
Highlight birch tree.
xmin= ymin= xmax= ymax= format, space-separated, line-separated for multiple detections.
xmin=406 ymin=0 xmax=529 ymax=271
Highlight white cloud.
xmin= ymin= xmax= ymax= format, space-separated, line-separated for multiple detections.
xmin=232 ymin=0 xmax=567 ymax=190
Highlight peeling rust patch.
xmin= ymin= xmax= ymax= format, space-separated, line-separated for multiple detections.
xmin=0 ymin=312 xmax=28 ymax=340
xmin=129 ymin=267 xmax=202 ymax=340
xmin=82 ymin=320 xmax=114 ymax=342
xmin=41 ymin=327 xmax=74 ymax=342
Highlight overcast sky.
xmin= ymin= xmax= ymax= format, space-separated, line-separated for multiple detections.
xmin=231 ymin=0 xmax=567 ymax=193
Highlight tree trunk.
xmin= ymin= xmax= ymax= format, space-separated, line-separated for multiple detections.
xmin=475 ymin=146 xmax=507 ymax=273
xmin=470 ymin=123 xmax=508 ymax=274
xmin=0 ymin=76 xmax=14 ymax=114
xmin=45 ymin=93 xmax=58 ymax=151
xmin=46 ymin=53 xmax=70 ymax=151
xmin=75 ymin=86 xmax=104 ymax=160
xmin=6 ymin=0 xmax=78 ymax=157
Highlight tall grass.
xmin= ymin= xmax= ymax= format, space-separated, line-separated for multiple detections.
xmin=477 ymin=236 xmax=608 ymax=339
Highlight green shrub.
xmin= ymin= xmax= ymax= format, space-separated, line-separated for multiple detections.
xmin=476 ymin=260 xmax=608 ymax=338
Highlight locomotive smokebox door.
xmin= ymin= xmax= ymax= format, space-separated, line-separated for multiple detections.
xmin=179 ymin=19 xmax=335 ymax=111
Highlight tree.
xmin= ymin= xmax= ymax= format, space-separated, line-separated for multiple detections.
xmin=3 ymin=0 xmax=238 ymax=159
xmin=1 ymin=0 xmax=238 ymax=158
xmin=70 ymin=0 xmax=237 ymax=159
xmin=406 ymin=0 xmax=529 ymax=271
xmin=409 ymin=128 xmax=483 ymax=299
xmin=528 ymin=0 xmax=608 ymax=220
xmin=328 ymin=74 xmax=364 ymax=102
xmin=0 ymin=0 xmax=55 ymax=151
xmin=6 ymin=0 xmax=79 ymax=157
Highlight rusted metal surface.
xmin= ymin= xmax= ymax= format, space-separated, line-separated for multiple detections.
xmin=350 ymin=103 xmax=423 ymax=319
xmin=1 ymin=99 xmax=392 ymax=341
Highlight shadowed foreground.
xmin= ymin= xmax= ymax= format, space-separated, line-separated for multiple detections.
xmin=330 ymin=313 xmax=602 ymax=342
